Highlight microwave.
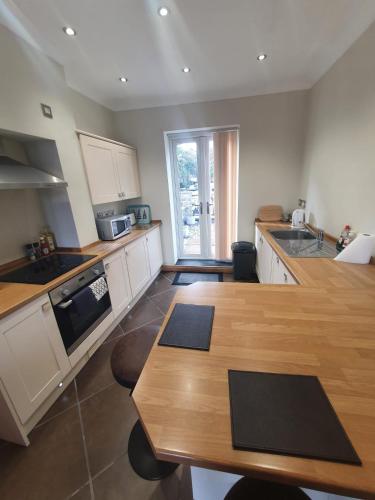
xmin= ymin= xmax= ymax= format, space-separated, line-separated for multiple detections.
xmin=96 ymin=214 xmax=132 ymax=240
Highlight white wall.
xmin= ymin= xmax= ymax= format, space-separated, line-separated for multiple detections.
xmin=301 ymin=22 xmax=375 ymax=240
xmin=0 ymin=23 xmax=116 ymax=258
xmin=114 ymin=92 xmax=308 ymax=263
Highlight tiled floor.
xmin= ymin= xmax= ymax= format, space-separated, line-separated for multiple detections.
xmin=0 ymin=272 xmax=195 ymax=500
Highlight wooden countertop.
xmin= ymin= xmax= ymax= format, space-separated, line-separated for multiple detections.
xmin=133 ymin=224 xmax=375 ymax=499
xmin=0 ymin=222 xmax=161 ymax=320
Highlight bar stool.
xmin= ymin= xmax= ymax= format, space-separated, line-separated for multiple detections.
xmin=110 ymin=325 xmax=179 ymax=480
xmin=224 ymin=477 xmax=310 ymax=499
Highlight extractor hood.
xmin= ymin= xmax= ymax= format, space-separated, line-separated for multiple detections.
xmin=0 ymin=141 xmax=67 ymax=190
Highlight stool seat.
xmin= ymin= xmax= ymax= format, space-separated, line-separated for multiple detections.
xmin=110 ymin=324 xmax=159 ymax=389
xmin=224 ymin=477 xmax=310 ymax=500
xmin=110 ymin=321 xmax=179 ymax=481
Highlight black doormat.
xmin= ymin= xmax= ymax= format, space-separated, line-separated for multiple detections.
xmin=228 ymin=370 xmax=361 ymax=465
xmin=176 ymin=259 xmax=232 ymax=267
xmin=172 ymin=272 xmax=223 ymax=286
xmin=158 ymin=303 xmax=215 ymax=350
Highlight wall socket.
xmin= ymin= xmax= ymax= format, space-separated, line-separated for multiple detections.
xmin=96 ymin=209 xmax=115 ymax=219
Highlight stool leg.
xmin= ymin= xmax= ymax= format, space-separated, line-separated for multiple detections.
xmin=128 ymin=420 xmax=179 ymax=480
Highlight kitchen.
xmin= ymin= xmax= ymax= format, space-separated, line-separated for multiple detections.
xmin=0 ymin=2 xmax=375 ymax=500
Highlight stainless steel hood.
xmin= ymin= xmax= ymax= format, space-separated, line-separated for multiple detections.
xmin=0 ymin=155 xmax=68 ymax=190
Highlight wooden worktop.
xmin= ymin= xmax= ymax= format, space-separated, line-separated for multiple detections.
xmin=133 ymin=224 xmax=375 ymax=499
xmin=0 ymin=222 xmax=161 ymax=320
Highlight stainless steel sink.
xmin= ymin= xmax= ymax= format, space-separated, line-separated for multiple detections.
xmin=270 ymin=230 xmax=316 ymax=240
xmin=269 ymin=228 xmax=338 ymax=258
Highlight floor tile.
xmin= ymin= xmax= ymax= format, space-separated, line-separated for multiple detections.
xmin=69 ymin=483 xmax=92 ymax=500
xmin=103 ymin=324 xmax=125 ymax=344
xmin=76 ymin=340 xmax=117 ymax=401
xmin=146 ymin=274 xmax=174 ymax=297
xmin=120 ymin=295 xmax=164 ymax=333
xmin=80 ymin=383 xmax=138 ymax=477
xmin=38 ymin=381 xmax=77 ymax=425
xmin=0 ymin=407 xmax=88 ymax=500
xmin=93 ymin=452 xmax=193 ymax=500
xmin=161 ymin=272 xmax=176 ymax=283
xmin=149 ymin=289 xmax=178 ymax=314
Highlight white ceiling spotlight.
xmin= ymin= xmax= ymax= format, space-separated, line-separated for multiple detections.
xmin=62 ymin=26 xmax=76 ymax=36
xmin=158 ymin=7 xmax=169 ymax=17
xmin=119 ymin=76 xmax=128 ymax=83
xmin=182 ymin=67 xmax=191 ymax=73
xmin=257 ymin=53 xmax=267 ymax=61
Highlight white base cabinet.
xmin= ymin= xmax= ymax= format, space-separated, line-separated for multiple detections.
xmin=125 ymin=235 xmax=151 ymax=297
xmin=255 ymin=225 xmax=297 ymax=285
xmin=146 ymin=227 xmax=163 ymax=277
xmin=0 ymin=296 xmax=70 ymax=424
xmin=104 ymin=249 xmax=132 ymax=319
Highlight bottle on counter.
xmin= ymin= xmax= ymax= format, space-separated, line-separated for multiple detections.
xmin=336 ymin=224 xmax=356 ymax=253
xmin=32 ymin=241 xmax=42 ymax=259
xmin=40 ymin=235 xmax=50 ymax=256
xmin=42 ymin=226 xmax=56 ymax=252
xmin=25 ymin=243 xmax=36 ymax=261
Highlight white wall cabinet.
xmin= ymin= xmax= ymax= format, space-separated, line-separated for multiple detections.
xmin=125 ymin=236 xmax=151 ymax=297
xmin=146 ymin=227 xmax=163 ymax=277
xmin=104 ymin=249 xmax=132 ymax=318
xmin=0 ymin=295 xmax=70 ymax=424
xmin=255 ymin=225 xmax=297 ymax=285
xmin=79 ymin=134 xmax=141 ymax=205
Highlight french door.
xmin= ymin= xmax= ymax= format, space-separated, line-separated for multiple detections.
xmin=170 ymin=133 xmax=215 ymax=259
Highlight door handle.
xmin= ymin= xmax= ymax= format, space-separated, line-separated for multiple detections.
xmin=199 ymin=201 xmax=203 ymax=215
xmin=206 ymin=201 xmax=211 ymax=214
xmin=58 ymin=299 xmax=73 ymax=309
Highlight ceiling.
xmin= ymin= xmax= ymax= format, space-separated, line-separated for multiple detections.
xmin=1 ymin=0 xmax=375 ymax=111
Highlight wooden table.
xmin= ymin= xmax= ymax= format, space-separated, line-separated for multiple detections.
xmin=133 ymin=282 xmax=375 ymax=499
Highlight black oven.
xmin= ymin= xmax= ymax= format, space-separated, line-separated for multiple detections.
xmin=49 ymin=261 xmax=112 ymax=355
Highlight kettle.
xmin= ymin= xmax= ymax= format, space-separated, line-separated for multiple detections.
xmin=291 ymin=208 xmax=306 ymax=228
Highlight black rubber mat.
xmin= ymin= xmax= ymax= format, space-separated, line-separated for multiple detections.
xmin=172 ymin=272 xmax=223 ymax=286
xmin=176 ymin=259 xmax=232 ymax=267
xmin=158 ymin=303 xmax=215 ymax=350
xmin=228 ymin=370 xmax=361 ymax=465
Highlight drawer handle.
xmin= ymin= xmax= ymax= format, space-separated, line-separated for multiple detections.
xmin=283 ymin=273 xmax=288 ymax=283
xmin=276 ymin=256 xmax=279 ymax=264
xmin=58 ymin=299 xmax=73 ymax=309
xmin=105 ymin=263 xmax=110 ymax=270
xmin=42 ymin=302 xmax=51 ymax=312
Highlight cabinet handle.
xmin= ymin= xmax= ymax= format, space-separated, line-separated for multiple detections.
xmin=118 ymin=193 xmax=122 ymax=198
xmin=125 ymin=250 xmax=128 ymax=256
xmin=105 ymin=263 xmax=110 ymax=271
xmin=283 ymin=273 xmax=288 ymax=283
xmin=276 ymin=256 xmax=279 ymax=264
xmin=42 ymin=301 xmax=51 ymax=312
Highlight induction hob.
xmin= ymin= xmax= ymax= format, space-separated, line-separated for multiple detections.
xmin=0 ymin=253 xmax=96 ymax=285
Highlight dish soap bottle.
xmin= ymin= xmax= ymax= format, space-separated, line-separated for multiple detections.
xmin=336 ymin=225 xmax=355 ymax=253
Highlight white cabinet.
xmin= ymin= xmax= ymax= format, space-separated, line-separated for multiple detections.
xmin=125 ymin=236 xmax=151 ymax=297
xmin=146 ymin=227 xmax=163 ymax=277
xmin=255 ymin=225 xmax=297 ymax=285
xmin=79 ymin=134 xmax=141 ymax=205
xmin=115 ymin=145 xmax=141 ymax=199
xmin=79 ymin=134 xmax=121 ymax=205
xmin=104 ymin=249 xmax=132 ymax=318
xmin=255 ymin=227 xmax=273 ymax=283
xmin=0 ymin=295 xmax=70 ymax=424
xmin=271 ymin=251 xmax=297 ymax=285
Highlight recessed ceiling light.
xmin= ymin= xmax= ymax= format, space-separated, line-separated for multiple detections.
xmin=158 ymin=7 xmax=169 ymax=16
xmin=182 ymin=67 xmax=191 ymax=73
xmin=119 ymin=77 xmax=128 ymax=83
xmin=63 ymin=26 xmax=76 ymax=36
xmin=257 ymin=53 xmax=267 ymax=61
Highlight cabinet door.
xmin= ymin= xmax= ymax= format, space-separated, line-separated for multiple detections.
xmin=104 ymin=249 xmax=132 ymax=318
xmin=256 ymin=231 xmax=273 ymax=283
xmin=146 ymin=227 xmax=163 ymax=277
xmin=80 ymin=135 xmax=122 ymax=204
xmin=0 ymin=296 xmax=70 ymax=424
xmin=271 ymin=253 xmax=297 ymax=285
xmin=115 ymin=146 xmax=141 ymax=199
xmin=125 ymin=236 xmax=151 ymax=297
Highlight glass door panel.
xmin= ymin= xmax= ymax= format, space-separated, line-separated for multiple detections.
xmin=208 ymin=139 xmax=215 ymax=258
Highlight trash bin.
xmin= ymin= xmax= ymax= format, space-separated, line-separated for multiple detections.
xmin=231 ymin=241 xmax=257 ymax=280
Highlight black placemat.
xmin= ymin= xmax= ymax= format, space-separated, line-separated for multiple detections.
xmin=158 ymin=303 xmax=215 ymax=350
xmin=172 ymin=272 xmax=223 ymax=286
xmin=228 ymin=370 xmax=361 ymax=465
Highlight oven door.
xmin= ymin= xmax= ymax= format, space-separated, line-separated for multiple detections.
xmin=53 ymin=276 xmax=112 ymax=355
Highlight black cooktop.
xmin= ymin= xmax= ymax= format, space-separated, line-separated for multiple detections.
xmin=0 ymin=253 xmax=96 ymax=285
